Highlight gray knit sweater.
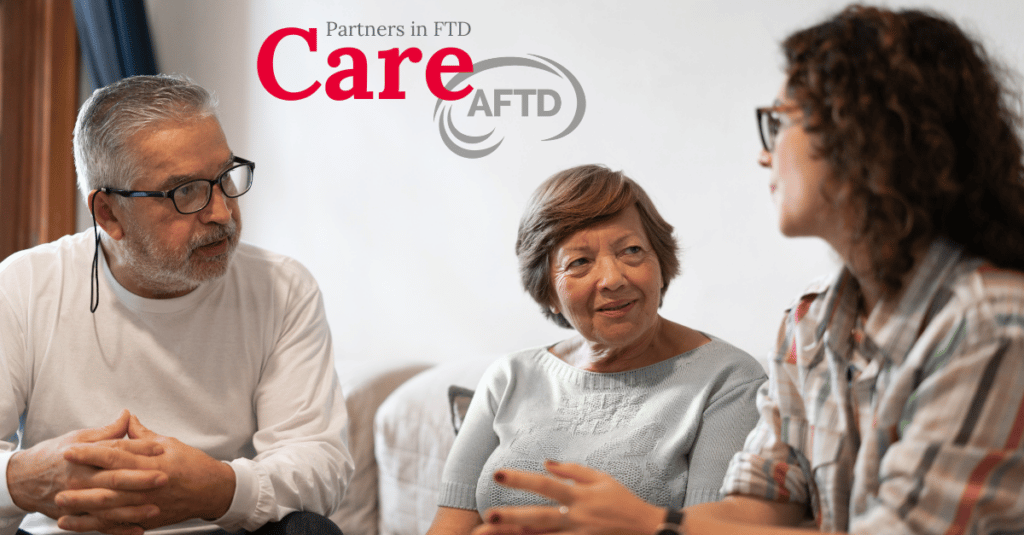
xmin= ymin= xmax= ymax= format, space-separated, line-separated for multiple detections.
xmin=438 ymin=336 xmax=767 ymax=514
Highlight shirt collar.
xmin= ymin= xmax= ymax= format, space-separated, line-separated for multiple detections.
xmin=819 ymin=238 xmax=965 ymax=368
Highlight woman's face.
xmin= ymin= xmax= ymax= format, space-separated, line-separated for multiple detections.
xmin=548 ymin=205 xmax=663 ymax=351
xmin=759 ymin=84 xmax=843 ymax=244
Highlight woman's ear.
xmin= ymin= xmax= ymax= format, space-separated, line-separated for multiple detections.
xmin=547 ymin=293 xmax=560 ymax=316
xmin=90 ymin=190 xmax=125 ymax=241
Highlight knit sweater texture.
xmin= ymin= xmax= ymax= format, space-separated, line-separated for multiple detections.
xmin=439 ymin=337 xmax=766 ymax=514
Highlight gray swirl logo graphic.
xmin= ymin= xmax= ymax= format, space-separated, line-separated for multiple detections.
xmin=433 ymin=55 xmax=586 ymax=158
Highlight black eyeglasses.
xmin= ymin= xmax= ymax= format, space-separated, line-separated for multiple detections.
xmin=755 ymin=105 xmax=800 ymax=153
xmin=100 ymin=156 xmax=255 ymax=215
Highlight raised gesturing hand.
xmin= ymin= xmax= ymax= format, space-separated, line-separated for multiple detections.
xmin=472 ymin=460 xmax=663 ymax=535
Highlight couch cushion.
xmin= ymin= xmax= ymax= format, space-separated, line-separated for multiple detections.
xmin=374 ymin=355 xmax=498 ymax=535
xmin=333 ymin=360 xmax=433 ymax=535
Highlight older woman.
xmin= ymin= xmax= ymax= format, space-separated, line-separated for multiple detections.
xmin=425 ymin=165 xmax=766 ymax=535
xmin=474 ymin=5 xmax=1024 ymax=535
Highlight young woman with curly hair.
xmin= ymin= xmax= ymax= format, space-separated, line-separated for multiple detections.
xmin=469 ymin=5 xmax=1024 ymax=535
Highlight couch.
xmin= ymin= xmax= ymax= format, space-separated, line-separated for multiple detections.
xmin=332 ymin=355 xmax=500 ymax=535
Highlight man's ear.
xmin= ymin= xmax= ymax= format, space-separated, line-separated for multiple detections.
xmin=89 ymin=190 xmax=125 ymax=241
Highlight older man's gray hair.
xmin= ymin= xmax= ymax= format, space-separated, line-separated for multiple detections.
xmin=74 ymin=74 xmax=219 ymax=202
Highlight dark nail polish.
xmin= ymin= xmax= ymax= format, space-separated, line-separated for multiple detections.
xmin=488 ymin=513 xmax=501 ymax=524
xmin=494 ymin=471 xmax=506 ymax=483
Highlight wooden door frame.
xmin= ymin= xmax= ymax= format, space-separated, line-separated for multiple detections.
xmin=0 ymin=0 xmax=79 ymax=260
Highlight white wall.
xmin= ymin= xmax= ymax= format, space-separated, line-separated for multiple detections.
xmin=139 ymin=0 xmax=1024 ymax=367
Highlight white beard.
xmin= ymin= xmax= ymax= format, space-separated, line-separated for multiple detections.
xmin=118 ymin=218 xmax=240 ymax=297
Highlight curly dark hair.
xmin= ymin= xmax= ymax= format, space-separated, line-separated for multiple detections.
xmin=783 ymin=4 xmax=1024 ymax=293
xmin=516 ymin=165 xmax=680 ymax=329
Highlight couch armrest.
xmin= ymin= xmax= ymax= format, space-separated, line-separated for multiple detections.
xmin=374 ymin=355 xmax=499 ymax=535
xmin=333 ymin=360 xmax=434 ymax=535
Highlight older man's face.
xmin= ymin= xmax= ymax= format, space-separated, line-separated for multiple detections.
xmin=116 ymin=116 xmax=242 ymax=297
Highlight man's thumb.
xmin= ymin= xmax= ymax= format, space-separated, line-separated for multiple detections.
xmin=127 ymin=414 xmax=157 ymax=439
xmin=78 ymin=409 xmax=131 ymax=442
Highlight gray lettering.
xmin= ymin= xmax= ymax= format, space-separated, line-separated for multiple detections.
xmin=513 ymin=89 xmax=537 ymax=115
xmin=468 ymin=90 xmax=492 ymax=117
xmin=538 ymin=89 xmax=561 ymax=116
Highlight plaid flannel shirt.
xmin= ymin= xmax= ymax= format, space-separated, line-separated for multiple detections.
xmin=721 ymin=238 xmax=1024 ymax=534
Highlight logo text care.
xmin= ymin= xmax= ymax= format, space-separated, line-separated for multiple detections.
xmin=257 ymin=25 xmax=585 ymax=157
xmin=258 ymin=27 xmax=472 ymax=101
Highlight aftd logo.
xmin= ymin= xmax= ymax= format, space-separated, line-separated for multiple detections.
xmin=433 ymin=55 xmax=585 ymax=158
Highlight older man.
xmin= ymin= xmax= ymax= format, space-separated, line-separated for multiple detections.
xmin=0 ymin=75 xmax=353 ymax=535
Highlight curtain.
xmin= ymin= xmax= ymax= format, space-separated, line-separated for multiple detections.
xmin=72 ymin=0 xmax=158 ymax=89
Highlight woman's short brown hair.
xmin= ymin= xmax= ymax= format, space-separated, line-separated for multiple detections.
xmin=783 ymin=5 xmax=1024 ymax=293
xmin=515 ymin=164 xmax=680 ymax=328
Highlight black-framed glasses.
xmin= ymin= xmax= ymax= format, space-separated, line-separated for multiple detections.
xmin=755 ymin=105 xmax=800 ymax=153
xmin=100 ymin=156 xmax=255 ymax=215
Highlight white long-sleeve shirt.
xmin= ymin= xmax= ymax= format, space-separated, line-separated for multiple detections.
xmin=0 ymin=231 xmax=354 ymax=535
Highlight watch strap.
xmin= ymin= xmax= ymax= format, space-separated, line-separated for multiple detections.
xmin=655 ymin=508 xmax=684 ymax=535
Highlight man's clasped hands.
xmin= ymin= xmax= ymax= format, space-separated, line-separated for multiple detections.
xmin=7 ymin=410 xmax=235 ymax=535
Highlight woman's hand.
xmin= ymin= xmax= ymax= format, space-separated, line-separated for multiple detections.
xmin=472 ymin=460 xmax=664 ymax=535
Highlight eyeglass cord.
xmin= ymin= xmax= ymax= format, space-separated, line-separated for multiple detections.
xmin=90 ymin=193 xmax=101 ymax=313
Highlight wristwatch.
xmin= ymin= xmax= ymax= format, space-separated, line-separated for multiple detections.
xmin=655 ymin=508 xmax=684 ymax=535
